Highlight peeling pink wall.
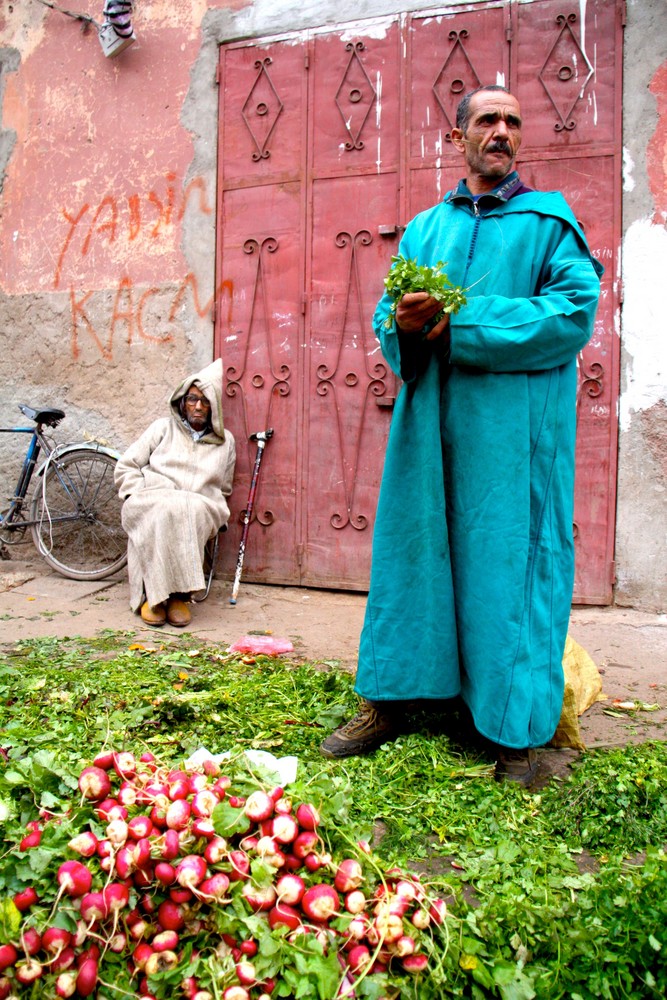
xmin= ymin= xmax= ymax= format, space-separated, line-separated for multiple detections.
xmin=648 ymin=59 xmax=667 ymax=225
xmin=1 ymin=3 xmax=207 ymax=297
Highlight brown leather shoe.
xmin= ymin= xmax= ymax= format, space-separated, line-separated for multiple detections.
xmin=140 ymin=601 xmax=166 ymax=626
xmin=495 ymin=748 xmax=538 ymax=787
xmin=166 ymin=597 xmax=191 ymax=628
xmin=320 ymin=700 xmax=396 ymax=758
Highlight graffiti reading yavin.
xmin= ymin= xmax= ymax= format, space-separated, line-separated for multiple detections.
xmin=54 ymin=172 xmax=226 ymax=360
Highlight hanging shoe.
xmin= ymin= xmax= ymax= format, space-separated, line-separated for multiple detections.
xmin=140 ymin=601 xmax=166 ymax=627
xmin=166 ymin=596 xmax=191 ymax=628
xmin=320 ymin=700 xmax=396 ymax=758
xmin=495 ymin=748 xmax=538 ymax=787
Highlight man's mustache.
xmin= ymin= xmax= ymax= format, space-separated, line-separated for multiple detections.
xmin=488 ymin=140 xmax=512 ymax=154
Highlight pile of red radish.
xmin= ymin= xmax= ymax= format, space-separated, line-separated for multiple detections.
xmin=3 ymin=750 xmax=448 ymax=998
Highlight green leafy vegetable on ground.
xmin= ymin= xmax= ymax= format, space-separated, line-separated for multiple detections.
xmin=383 ymin=255 xmax=468 ymax=329
xmin=0 ymin=634 xmax=665 ymax=998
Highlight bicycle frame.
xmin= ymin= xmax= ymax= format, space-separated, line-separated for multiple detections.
xmin=1 ymin=419 xmax=120 ymax=532
xmin=0 ymin=422 xmax=50 ymax=528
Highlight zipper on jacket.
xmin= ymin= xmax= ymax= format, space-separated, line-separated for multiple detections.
xmin=462 ymin=209 xmax=482 ymax=289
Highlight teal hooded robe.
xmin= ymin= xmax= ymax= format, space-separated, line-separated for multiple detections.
xmin=354 ymin=173 xmax=603 ymax=750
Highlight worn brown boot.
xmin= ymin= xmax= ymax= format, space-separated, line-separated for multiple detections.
xmin=495 ymin=748 xmax=538 ymax=787
xmin=320 ymin=700 xmax=396 ymax=758
xmin=166 ymin=596 xmax=191 ymax=628
xmin=140 ymin=601 xmax=166 ymax=627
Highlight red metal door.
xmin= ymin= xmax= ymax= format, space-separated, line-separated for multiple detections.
xmin=215 ymin=1 xmax=622 ymax=602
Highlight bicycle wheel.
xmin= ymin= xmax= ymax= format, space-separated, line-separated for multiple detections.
xmin=30 ymin=450 xmax=127 ymax=581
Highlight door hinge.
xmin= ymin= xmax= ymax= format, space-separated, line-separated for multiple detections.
xmin=609 ymin=559 xmax=617 ymax=587
xmin=304 ymin=54 xmax=310 ymax=70
xmin=301 ymin=293 xmax=307 ymax=315
xmin=210 ymin=299 xmax=217 ymax=324
xmin=297 ymin=544 xmax=304 ymax=567
xmin=505 ymin=3 xmax=513 ymax=43
xmin=215 ymin=63 xmax=221 ymax=86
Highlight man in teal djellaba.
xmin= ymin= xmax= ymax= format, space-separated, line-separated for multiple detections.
xmin=320 ymin=86 xmax=603 ymax=785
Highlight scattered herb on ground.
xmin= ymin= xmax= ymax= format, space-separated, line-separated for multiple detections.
xmin=0 ymin=634 xmax=665 ymax=999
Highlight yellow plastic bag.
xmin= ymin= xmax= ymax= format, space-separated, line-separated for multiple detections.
xmin=549 ymin=635 xmax=606 ymax=751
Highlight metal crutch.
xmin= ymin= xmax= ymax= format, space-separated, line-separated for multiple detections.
xmin=229 ymin=428 xmax=274 ymax=605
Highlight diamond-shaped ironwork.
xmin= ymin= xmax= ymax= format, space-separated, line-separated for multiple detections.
xmin=315 ymin=229 xmax=388 ymax=532
xmin=241 ymin=58 xmax=284 ymax=161
xmin=335 ymin=42 xmax=377 ymax=151
xmin=432 ymin=30 xmax=481 ymax=138
xmin=539 ymin=13 xmax=594 ymax=132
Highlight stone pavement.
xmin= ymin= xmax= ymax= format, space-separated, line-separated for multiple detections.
xmin=1 ymin=549 xmax=666 ymax=752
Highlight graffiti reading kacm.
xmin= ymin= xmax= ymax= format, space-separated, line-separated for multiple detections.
xmin=54 ymin=172 xmax=227 ymax=360
xmin=69 ymin=274 xmax=233 ymax=361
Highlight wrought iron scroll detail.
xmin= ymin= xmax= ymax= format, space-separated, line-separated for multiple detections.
xmin=576 ymin=353 xmax=604 ymax=425
xmin=225 ymin=235 xmax=290 ymax=528
xmin=317 ymin=230 xmax=389 ymax=530
xmin=580 ymin=361 xmax=604 ymax=399
xmin=538 ymin=13 xmax=594 ymax=132
xmin=432 ymin=30 xmax=481 ymax=142
xmin=241 ymin=58 xmax=284 ymax=161
xmin=335 ymin=42 xmax=377 ymax=151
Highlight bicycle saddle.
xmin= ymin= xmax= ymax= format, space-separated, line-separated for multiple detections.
xmin=19 ymin=404 xmax=66 ymax=427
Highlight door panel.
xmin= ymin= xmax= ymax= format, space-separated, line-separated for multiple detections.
xmin=407 ymin=7 xmax=510 ymax=216
xmin=216 ymin=34 xmax=307 ymax=587
xmin=520 ymin=155 xmax=619 ymax=603
xmin=215 ymin=2 xmax=622 ymax=602
xmin=219 ymin=38 xmax=307 ymax=187
xmin=408 ymin=5 xmax=509 ymax=164
xmin=406 ymin=164 xmax=465 ymax=221
xmin=514 ymin=0 xmax=619 ymax=153
xmin=304 ymin=173 xmax=398 ymax=587
xmin=302 ymin=25 xmax=403 ymax=587
xmin=311 ymin=24 xmax=401 ymax=176
xmin=511 ymin=0 xmax=622 ymax=602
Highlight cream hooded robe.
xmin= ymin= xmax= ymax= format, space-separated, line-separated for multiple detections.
xmin=114 ymin=359 xmax=236 ymax=611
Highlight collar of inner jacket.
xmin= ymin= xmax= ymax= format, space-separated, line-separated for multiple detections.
xmin=447 ymin=170 xmax=533 ymax=211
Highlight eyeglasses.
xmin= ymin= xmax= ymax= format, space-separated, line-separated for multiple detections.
xmin=184 ymin=394 xmax=211 ymax=408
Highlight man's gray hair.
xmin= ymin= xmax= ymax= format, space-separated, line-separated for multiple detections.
xmin=456 ymin=85 xmax=511 ymax=132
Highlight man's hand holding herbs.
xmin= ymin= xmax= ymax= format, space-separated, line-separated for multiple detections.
xmin=383 ymin=255 xmax=466 ymax=343
xmin=395 ymin=292 xmax=451 ymax=341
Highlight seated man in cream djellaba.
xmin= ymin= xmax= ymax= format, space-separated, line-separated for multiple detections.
xmin=114 ymin=359 xmax=236 ymax=628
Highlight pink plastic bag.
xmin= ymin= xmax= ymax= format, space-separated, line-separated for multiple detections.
xmin=228 ymin=635 xmax=294 ymax=655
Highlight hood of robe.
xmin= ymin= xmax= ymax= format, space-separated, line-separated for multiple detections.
xmin=170 ymin=357 xmax=227 ymax=443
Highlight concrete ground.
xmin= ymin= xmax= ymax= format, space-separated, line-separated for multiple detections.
xmin=1 ymin=547 xmax=666 ymax=761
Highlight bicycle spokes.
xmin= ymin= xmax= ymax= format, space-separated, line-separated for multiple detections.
xmin=31 ymin=451 xmax=127 ymax=580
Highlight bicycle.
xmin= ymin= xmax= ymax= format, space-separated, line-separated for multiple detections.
xmin=0 ymin=403 xmax=127 ymax=581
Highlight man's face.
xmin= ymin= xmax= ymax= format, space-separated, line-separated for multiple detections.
xmin=183 ymin=386 xmax=211 ymax=431
xmin=452 ymin=91 xmax=523 ymax=193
